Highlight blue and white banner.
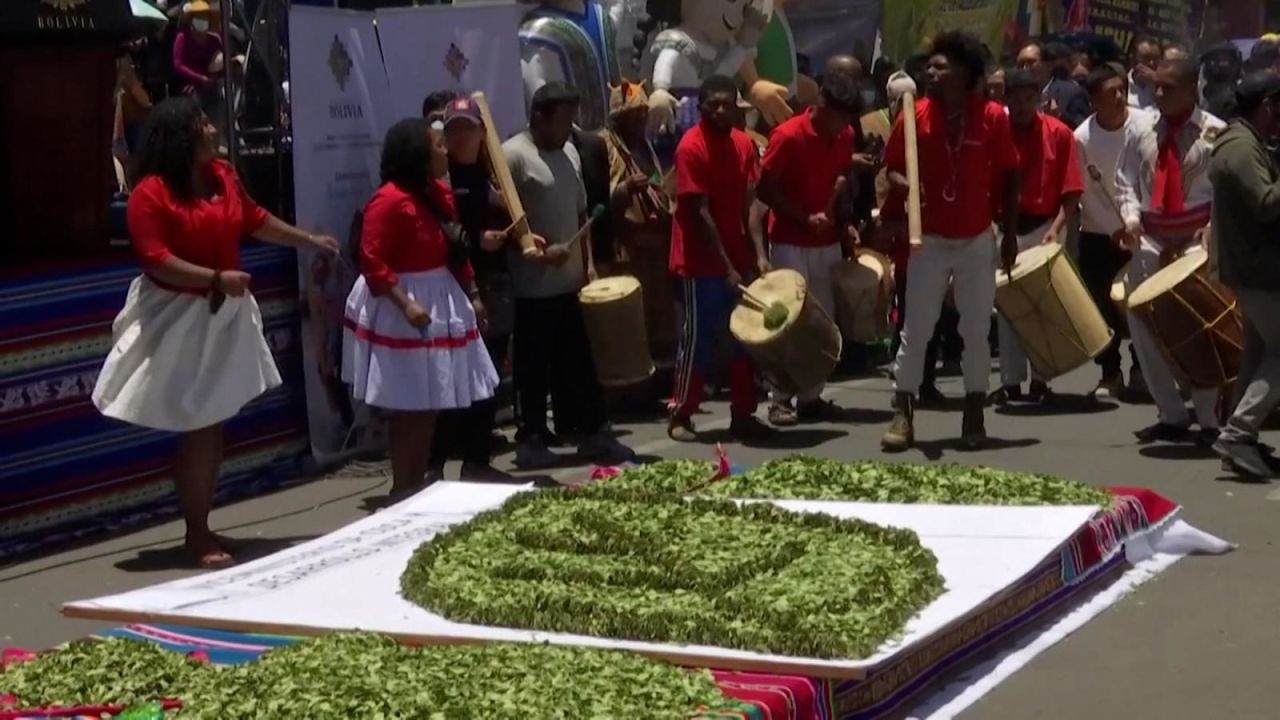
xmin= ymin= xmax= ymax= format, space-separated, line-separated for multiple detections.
xmin=288 ymin=5 xmax=391 ymax=461
xmin=375 ymin=2 xmax=527 ymax=139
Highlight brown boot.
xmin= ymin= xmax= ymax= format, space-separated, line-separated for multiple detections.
xmin=881 ymin=392 xmax=915 ymax=452
xmin=961 ymin=393 xmax=987 ymax=450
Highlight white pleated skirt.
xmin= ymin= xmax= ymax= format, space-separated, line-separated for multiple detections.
xmin=342 ymin=267 xmax=498 ymax=411
xmin=92 ymin=276 xmax=283 ymax=432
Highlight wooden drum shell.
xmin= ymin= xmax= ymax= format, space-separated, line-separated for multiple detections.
xmin=995 ymin=243 xmax=1114 ymax=380
xmin=730 ymin=269 xmax=842 ymax=396
xmin=1127 ymin=251 xmax=1244 ymax=389
xmin=579 ymin=276 xmax=656 ymax=388
xmin=832 ymin=249 xmax=893 ymax=343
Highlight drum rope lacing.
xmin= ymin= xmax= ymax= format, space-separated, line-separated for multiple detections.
xmin=1145 ymin=279 xmax=1244 ymax=385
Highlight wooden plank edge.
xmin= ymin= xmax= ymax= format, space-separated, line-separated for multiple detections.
xmin=60 ymin=604 xmax=869 ymax=680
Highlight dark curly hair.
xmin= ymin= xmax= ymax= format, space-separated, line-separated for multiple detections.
xmin=381 ymin=118 xmax=434 ymax=192
xmin=380 ymin=117 xmax=453 ymax=216
xmin=928 ymin=31 xmax=988 ymax=91
xmin=132 ymin=96 xmax=206 ymax=200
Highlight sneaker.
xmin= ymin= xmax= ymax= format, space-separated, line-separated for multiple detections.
xmin=939 ymin=359 xmax=963 ymax=377
xmin=960 ymin=393 xmax=987 ymax=450
xmin=1133 ymin=422 xmax=1190 ymax=444
xmin=1093 ymin=375 xmax=1123 ymax=400
xmin=768 ymin=402 xmax=799 ymax=427
xmin=730 ymin=415 xmax=776 ymax=442
xmin=1194 ymin=427 xmax=1220 ymax=448
xmin=1214 ymin=439 xmax=1274 ymax=479
xmin=668 ymin=416 xmax=698 ymax=443
xmin=797 ymin=398 xmax=845 ymax=422
xmin=459 ymin=462 xmax=522 ymax=484
xmin=918 ymin=383 xmax=947 ymax=408
xmin=1027 ymin=380 xmax=1055 ymax=404
xmin=514 ymin=438 xmax=560 ymax=469
xmin=579 ymin=432 xmax=635 ymax=463
xmin=881 ymin=393 xmax=915 ymax=452
xmin=989 ymin=385 xmax=1024 ymax=406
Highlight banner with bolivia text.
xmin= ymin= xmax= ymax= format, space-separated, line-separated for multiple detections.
xmin=288 ymin=6 xmax=392 ymax=462
xmin=882 ymin=0 xmax=1021 ymax=62
xmin=1064 ymin=0 xmax=1195 ymax=52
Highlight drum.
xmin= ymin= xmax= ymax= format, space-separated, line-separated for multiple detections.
xmin=730 ymin=269 xmax=842 ymax=396
xmin=994 ymin=242 xmax=1114 ymax=380
xmin=832 ymin=248 xmax=893 ymax=343
xmin=579 ymin=276 xmax=655 ymax=387
xmin=1109 ymin=260 xmax=1131 ymax=335
xmin=1127 ymin=249 xmax=1244 ymax=389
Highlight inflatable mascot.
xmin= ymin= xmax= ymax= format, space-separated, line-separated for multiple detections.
xmin=519 ymin=0 xmax=623 ymax=131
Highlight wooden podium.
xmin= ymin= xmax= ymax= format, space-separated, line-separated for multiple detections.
xmin=0 ymin=0 xmax=132 ymax=263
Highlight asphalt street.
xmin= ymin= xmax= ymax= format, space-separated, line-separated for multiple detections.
xmin=2 ymin=361 xmax=1277 ymax=719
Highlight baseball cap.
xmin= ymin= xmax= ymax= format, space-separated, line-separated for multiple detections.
xmin=1236 ymin=70 xmax=1280 ymax=106
xmin=443 ymin=97 xmax=483 ymax=128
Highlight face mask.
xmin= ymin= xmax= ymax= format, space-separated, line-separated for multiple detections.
xmin=192 ymin=18 xmax=210 ymax=32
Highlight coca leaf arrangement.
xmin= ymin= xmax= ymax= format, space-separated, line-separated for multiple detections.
xmin=606 ymin=457 xmax=1111 ymax=506
xmin=401 ymin=488 xmax=945 ymax=659
xmin=2 ymin=634 xmax=750 ymax=719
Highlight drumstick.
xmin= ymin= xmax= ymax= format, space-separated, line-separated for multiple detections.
xmin=1085 ymin=163 xmax=1127 ymax=228
xmin=736 ymin=285 xmax=769 ymax=310
xmin=566 ymin=205 xmax=608 ymax=250
xmin=827 ymin=175 xmax=847 ymax=218
xmin=902 ymin=92 xmax=923 ymax=248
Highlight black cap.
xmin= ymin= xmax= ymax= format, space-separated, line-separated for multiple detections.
xmin=1236 ymin=70 xmax=1280 ymax=107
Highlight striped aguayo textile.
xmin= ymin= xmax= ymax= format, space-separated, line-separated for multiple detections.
xmin=0 ymin=245 xmax=310 ymax=558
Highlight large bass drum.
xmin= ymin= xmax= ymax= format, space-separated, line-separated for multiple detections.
xmin=1127 ymin=249 xmax=1244 ymax=389
xmin=730 ymin=269 xmax=842 ymax=396
xmin=579 ymin=276 xmax=655 ymax=387
xmin=994 ymin=242 xmax=1114 ymax=380
xmin=831 ymin=248 xmax=893 ymax=343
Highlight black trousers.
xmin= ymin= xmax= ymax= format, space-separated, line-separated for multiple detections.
xmin=513 ymin=293 xmax=607 ymax=442
xmin=1079 ymin=232 xmax=1138 ymax=376
xmin=431 ymin=333 xmax=509 ymax=466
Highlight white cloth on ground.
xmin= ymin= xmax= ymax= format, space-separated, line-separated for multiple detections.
xmin=769 ymin=242 xmax=842 ymax=403
xmin=997 ymin=223 xmax=1050 ymax=386
xmin=1123 ymin=239 xmax=1219 ymax=428
xmin=343 ymin=268 xmax=499 ymax=412
xmin=893 ymin=232 xmax=997 ymax=396
xmin=92 ymin=276 xmax=282 ymax=432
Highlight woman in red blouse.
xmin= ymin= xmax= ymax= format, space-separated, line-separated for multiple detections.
xmin=93 ymin=98 xmax=339 ymax=569
xmin=343 ymin=118 xmax=499 ymax=500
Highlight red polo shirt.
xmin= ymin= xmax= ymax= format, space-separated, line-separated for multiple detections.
xmin=670 ymin=122 xmax=759 ymax=278
xmin=761 ymin=109 xmax=855 ymax=247
xmin=1013 ymin=112 xmax=1084 ymax=217
xmin=884 ymin=95 xmax=1019 ymax=239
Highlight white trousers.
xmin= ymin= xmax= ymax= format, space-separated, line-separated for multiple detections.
xmin=893 ymin=232 xmax=997 ymax=396
xmin=1124 ymin=238 xmax=1220 ymax=429
xmin=997 ymin=223 xmax=1049 ymax=386
xmin=770 ymin=242 xmax=842 ymax=403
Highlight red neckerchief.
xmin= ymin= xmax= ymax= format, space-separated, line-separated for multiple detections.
xmin=1152 ymin=112 xmax=1191 ymax=214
